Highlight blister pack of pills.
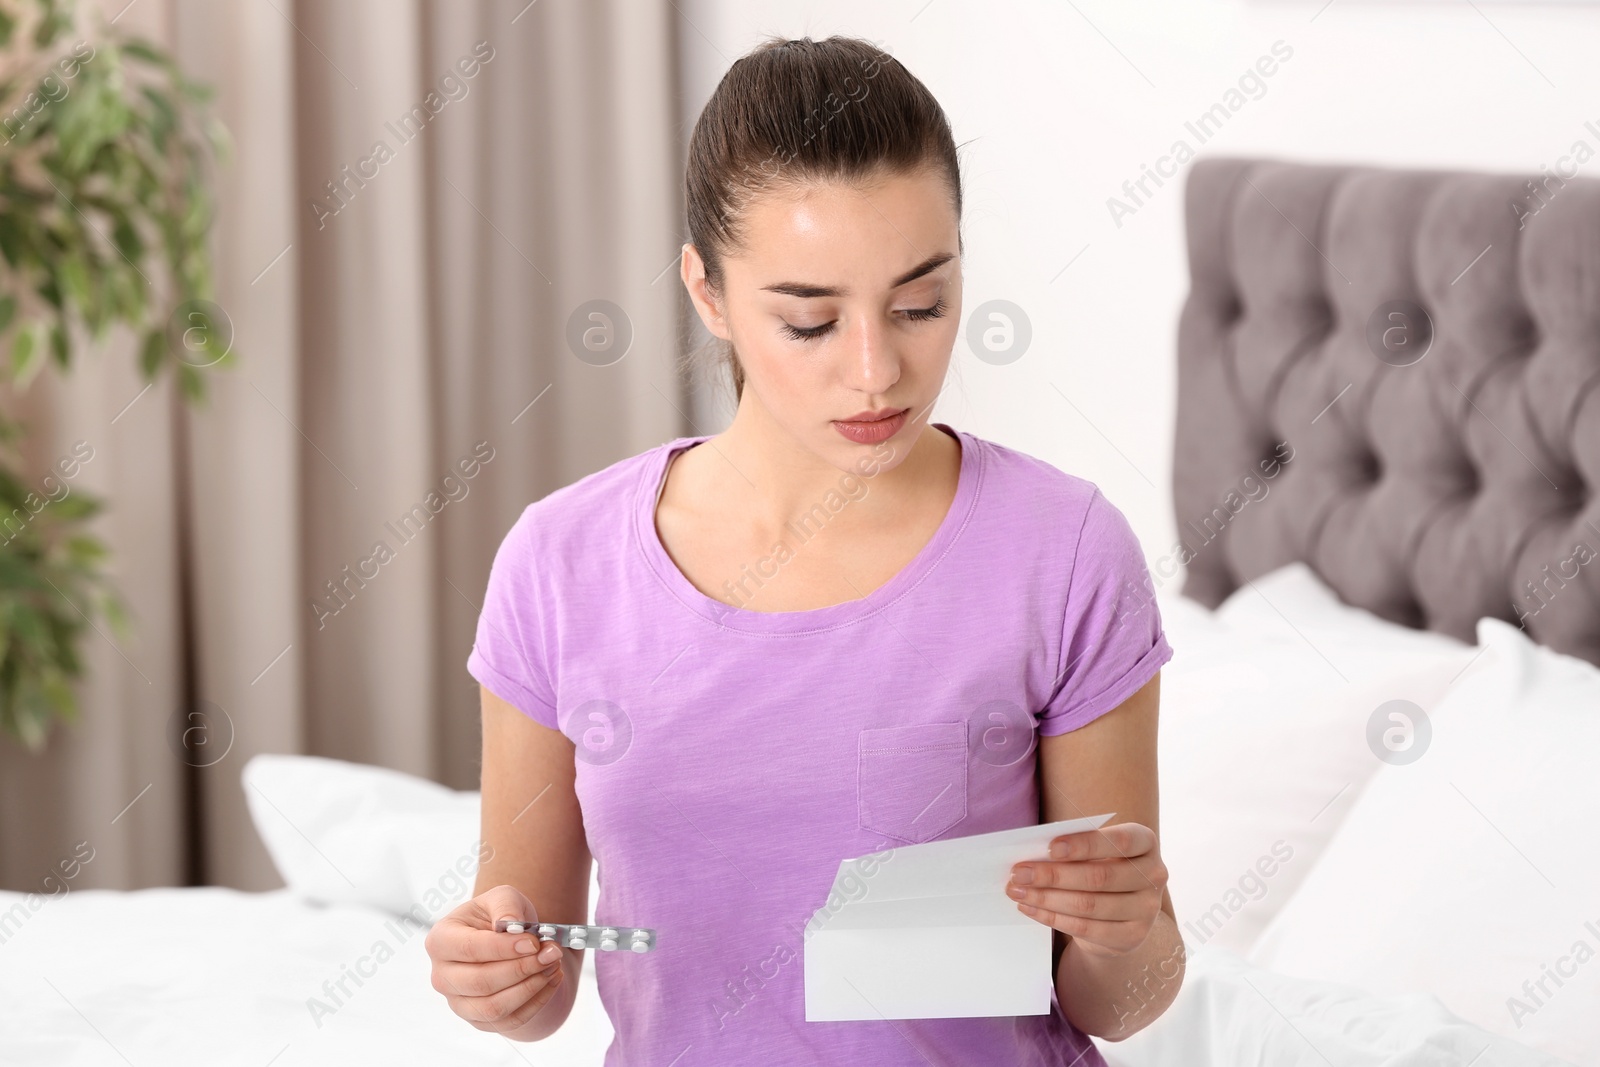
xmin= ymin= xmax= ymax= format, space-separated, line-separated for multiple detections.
xmin=493 ymin=919 xmax=657 ymax=952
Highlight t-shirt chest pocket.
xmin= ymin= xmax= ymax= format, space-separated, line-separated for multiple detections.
xmin=856 ymin=721 xmax=969 ymax=844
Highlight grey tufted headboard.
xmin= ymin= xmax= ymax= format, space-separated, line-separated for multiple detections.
xmin=1173 ymin=156 xmax=1600 ymax=668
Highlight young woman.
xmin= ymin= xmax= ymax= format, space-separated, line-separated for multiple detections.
xmin=425 ymin=34 xmax=1181 ymax=1065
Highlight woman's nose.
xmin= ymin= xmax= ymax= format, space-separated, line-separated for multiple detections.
xmin=843 ymin=316 xmax=901 ymax=393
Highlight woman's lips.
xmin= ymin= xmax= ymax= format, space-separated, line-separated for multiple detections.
xmin=831 ymin=407 xmax=908 ymax=444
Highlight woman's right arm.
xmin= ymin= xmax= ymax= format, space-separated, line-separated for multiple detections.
xmin=424 ymin=683 xmax=592 ymax=1041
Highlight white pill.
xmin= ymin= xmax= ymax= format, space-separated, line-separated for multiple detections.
xmin=505 ymin=922 xmax=526 ymax=934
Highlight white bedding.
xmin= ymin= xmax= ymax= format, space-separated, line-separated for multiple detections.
xmin=0 ymin=885 xmax=1564 ymax=1066
xmin=1099 ymin=942 xmax=1572 ymax=1067
xmin=0 ymin=885 xmax=614 ymax=1066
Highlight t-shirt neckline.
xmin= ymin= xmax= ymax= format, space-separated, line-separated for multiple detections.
xmin=635 ymin=422 xmax=981 ymax=634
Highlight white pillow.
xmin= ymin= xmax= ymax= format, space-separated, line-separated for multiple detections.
xmin=242 ymin=753 xmax=484 ymax=921
xmin=1215 ymin=561 xmax=1479 ymax=672
xmin=1151 ymin=564 xmax=1478 ymax=955
xmin=1247 ymin=615 xmax=1600 ymax=1066
xmin=1100 ymin=942 xmax=1567 ymax=1067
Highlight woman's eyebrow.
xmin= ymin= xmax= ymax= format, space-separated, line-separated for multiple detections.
xmin=759 ymin=251 xmax=956 ymax=298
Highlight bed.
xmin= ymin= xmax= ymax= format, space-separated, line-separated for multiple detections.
xmin=2 ymin=156 xmax=1596 ymax=1066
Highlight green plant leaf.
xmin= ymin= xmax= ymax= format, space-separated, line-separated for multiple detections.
xmin=140 ymin=86 xmax=177 ymax=147
xmin=100 ymin=589 xmax=132 ymax=638
xmin=0 ymin=9 xmax=240 ymax=750
xmin=10 ymin=324 xmax=41 ymax=385
xmin=0 ymin=216 xmax=22 ymax=267
xmin=58 ymin=253 xmax=91 ymax=309
xmin=49 ymin=321 xmax=69 ymax=369
xmin=37 ymin=273 xmax=63 ymax=311
xmin=11 ymin=605 xmax=50 ymax=656
xmin=46 ymin=493 xmax=100 ymax=522
xmin=139 ymin=327 xmax=164 ymax=379
xmin=41 ymin=669 xmax=76 ymax=719
xmin=121 ymin=41 xmax=172 ymax=68
xmin=0 ymin=552 xmax=50 ymax=591
xmin=112 ymin=214 xmax=143 ymax=264
xmin=63 ymin=535 xmax=107 ymax=564
xmin=181 ymin=188 xmax=207 ymax=239
xmin=177 ymin=361 xmax=204 ymax=402
xmin=33 ymin=7 xmax=68 ymax=47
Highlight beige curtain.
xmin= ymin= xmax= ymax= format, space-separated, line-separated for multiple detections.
xmin=0 ymin=0 xmax=685 ymax=891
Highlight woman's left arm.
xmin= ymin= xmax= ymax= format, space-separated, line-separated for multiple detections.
xmin=1006 ymin=670 xmax=1185 ymax=1041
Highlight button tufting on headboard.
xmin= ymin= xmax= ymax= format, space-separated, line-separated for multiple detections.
xmin=1173 ymin=157 xmax=1600 ymax=668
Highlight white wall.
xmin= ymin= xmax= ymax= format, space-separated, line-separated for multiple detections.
xmin=679 ymin=0 xmax=1600 ymax=585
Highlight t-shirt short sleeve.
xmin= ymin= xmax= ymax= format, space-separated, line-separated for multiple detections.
xmin=1038 ymin=487 xmax=1174 ymax=736
xmin=465 ymin=506 xmax=561 ymax=731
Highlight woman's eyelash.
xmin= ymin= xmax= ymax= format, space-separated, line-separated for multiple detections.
xmin=780 ymin=322 xmax=832 ymax=342
xmin=779 ymin=299 xmax=948 ymax=343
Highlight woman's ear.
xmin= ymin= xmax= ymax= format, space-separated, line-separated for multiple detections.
xmin=680 ymin=243 xmax=731 ymax=341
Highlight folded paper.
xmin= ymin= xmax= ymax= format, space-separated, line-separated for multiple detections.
xmin=803 ymin=812 xmax=1116 ymax=1021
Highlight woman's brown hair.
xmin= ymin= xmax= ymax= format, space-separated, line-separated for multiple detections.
xmin=682 ymin=35 xmax=965 ymax=404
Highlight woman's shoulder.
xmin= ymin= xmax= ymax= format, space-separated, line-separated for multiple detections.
xmin=962 ymin=429 xmax=1157 ymax=619
xmin=501 ymin=435 xmax=687 ymax=550
xmin=960 ymin=427 xmax=1109 ymax=529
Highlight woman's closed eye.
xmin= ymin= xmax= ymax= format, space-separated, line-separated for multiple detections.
xmin=779 ymin=298 xmax=948 ymax=343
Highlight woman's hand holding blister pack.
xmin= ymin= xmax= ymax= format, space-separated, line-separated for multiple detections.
xmin=424 ymin=883 xmax=567 ymax=1034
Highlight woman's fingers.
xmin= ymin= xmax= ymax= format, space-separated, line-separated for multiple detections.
xmin=456 ymin=960 xmax=566 ymax=1032
xmin=432 ymin=944 xmax=563 ymax=998
xmin=1047 ymin=823 xmax=1157 ymax=863
xmin=1018 ymin=908 xmax=1147 ymax=953
xmin=1011 ymin=885 xmax=1148 ymax=922
xmin=425 ymin=884 xmax=546 ymax=965
xmin=424 ymin=884 xmax=581 ymax=1030
xmin=1011 ymin=854 xmax=1166 ymax=894
xmin=429 ymin=921 xmax=542 ymax=964
xmin=472 ymin=883 xmax=542 ymax=931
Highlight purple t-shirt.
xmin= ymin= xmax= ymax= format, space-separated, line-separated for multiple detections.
xmin=466 ymin=422 xmax=1173 ymax=1066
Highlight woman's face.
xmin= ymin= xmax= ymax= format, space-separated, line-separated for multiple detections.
xmin=685 ymin=167 xmax=963 ymax=467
